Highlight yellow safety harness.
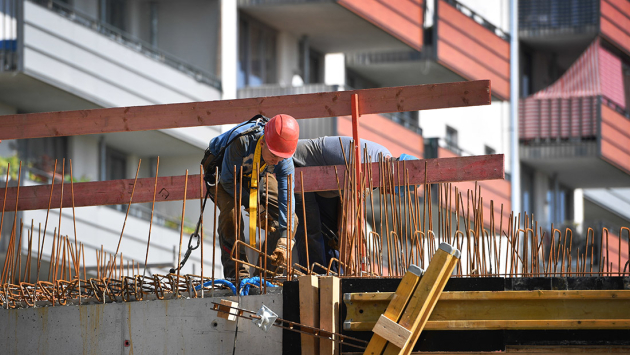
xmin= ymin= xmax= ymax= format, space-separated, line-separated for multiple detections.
xmin=249 ymin=137 xmax=267 ymax=246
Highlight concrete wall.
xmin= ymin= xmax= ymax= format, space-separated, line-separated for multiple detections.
xmin=0 ymin=294 xmax=282 ymax=355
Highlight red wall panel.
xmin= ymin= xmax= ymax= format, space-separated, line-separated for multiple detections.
xmin=601 ymin=0 xmax=630 ymax=55
xmin=436 ymin=0 xmax=510 ymax=100
xmin=337 ymin=114 xmax=424 ymax=158
xmin=600 ymin=104 xmax=630 ymax=174
xmin=338 ymin=0 xmax=424 ymax=51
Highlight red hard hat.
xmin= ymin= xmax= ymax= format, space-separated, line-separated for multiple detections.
xmin=264 ymin=114 xmax=299 ymax=158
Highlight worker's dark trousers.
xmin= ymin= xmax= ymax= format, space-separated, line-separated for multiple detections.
xmin=209 ymin=173 xmax=297 ymax=279
xmin=294 ymin=192 xmax=339 ymax=274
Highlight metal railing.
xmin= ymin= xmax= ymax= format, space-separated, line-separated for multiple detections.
xmin=237 ymin=83 xmax=340 ymax=99
xmin=14 ymin=165 xmax=197 ymax=233
xmin=519 ymin=0 xmax=600 ymax=37
xmin=107 ymin=203 xmax=197 ymax=233
xmin=0 ymin=0 xmax=19 ymax=72
xmin=28 ymin=0 xmax=221 ymax=90
xmin=443 ymin=0 xmax=510 ymax=41
xmin=519 ymin=96 xmax=600 ymax=142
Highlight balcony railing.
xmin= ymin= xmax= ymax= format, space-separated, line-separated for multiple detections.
xmin=0 ymin=0 xmax=19 ymax=72
xmin=519 ymin=0 xmax=600 ymax=37
xmin=28 ymin=0 xmax=221 ymax=90
xmin=519 ymin=96 xmax=600 ymax=142
xmin=237 ymin=83 xmax=340 ymax=99
xmin=443 ymin=0 xmax=510 ymax=40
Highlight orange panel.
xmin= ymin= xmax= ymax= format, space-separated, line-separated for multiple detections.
xmin=602 ymin=105 xmax=630 ymax=136
xmin=438 ymin=40 xmax=510 ymax=100
xmin=601 ymin=140 xmax=630 ymax=174
xmin=439 ymin=20 xmax=509 ymax=79
xmin=601 ymin=0 xmax=630 ymax=55
xmin=337 ymin=114 xmax=424 ymax=158
xmin=437 ymin=0 xmax=510 ymax=100
xmin=338 ymin=0 xmax=423 ymax=51
xmin=601 ymin=121 xmax=630 ymax=149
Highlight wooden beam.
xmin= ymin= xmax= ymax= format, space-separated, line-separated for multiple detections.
xmin=0 ymin=81 xmax=490 ymax=140
xmin=344 ymin=290 xmax=630 ymax=331
xmin=0 ymin=155 xmax=504 ymax=211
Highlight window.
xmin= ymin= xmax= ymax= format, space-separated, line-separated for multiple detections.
xmin=106 ymin=147 xmax=126 ymax=181
xmin=298 ymin=37 xmax=323 ymax=84
xmin=100 ymin=0 xmax=127 ymax=32
xmin=17 ymin=137 xmax=67 ymax=178
xmin=238 ymin=15 xmax=277 ymax=88
xmin=445 ymin=126 xmax=458 ymax=151
xmin=346 ymin=68 xmax=377 ymax=90
xmin=485 ymin=145 xmax=496 ymax=155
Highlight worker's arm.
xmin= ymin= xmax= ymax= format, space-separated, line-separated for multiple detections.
xmin=273 ymin=158 xmax=296 ymax=234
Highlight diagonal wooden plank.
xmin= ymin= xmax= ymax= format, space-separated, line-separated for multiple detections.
xmin=0 ymin=155 xmax=503 ymax=211
xmin=0 ymin=81 xmax=490 ymax=140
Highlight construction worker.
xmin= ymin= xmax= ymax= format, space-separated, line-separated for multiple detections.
xmin=202 ymin=114 xmax=299 ymax=279
xmin=292 ymin=136 xmax=416 ymax=273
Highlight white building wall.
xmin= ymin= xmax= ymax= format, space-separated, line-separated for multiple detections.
xmin=419 ymin=101 xmax=511 ymax=171
xmin=325 ymin=53 xmax=345 ymax=86
xmin=68 ymin=135 xmax=100 ymax=182
xmin=458 ymin=0 xmax=510 ymax=33
xmin=22 ymin=1 xmax=220 ymax=108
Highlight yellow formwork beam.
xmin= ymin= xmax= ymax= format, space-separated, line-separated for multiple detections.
xmin=345 ymin=289 xmax=630 ymax=331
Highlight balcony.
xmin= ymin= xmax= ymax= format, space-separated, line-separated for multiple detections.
xmin=344 ymin=0 xmax=510 ymax=100
xmin=519 ymin=96 xmax=630 ymax=188
xmin=520 ymin=0 xmax=630 ymax=57
xmin=238 ymin=0 xmax=423 ymax=53
xmin=1 ymin=0 xmax=221 ymax=115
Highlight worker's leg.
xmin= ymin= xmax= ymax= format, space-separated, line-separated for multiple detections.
xmin=294 ymin=191 xmax=327 ymax=273
xmin=209 ymin=182 xmax=250 ymax=279
xmin=260 ymin=173 xmax=298 ymax=256
xmin=317 ymin=194 xmax=340 ymax=272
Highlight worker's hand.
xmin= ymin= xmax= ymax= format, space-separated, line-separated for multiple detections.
xmin=270 ymin=237 xmax=292 ymax=266
xmin=271 ymin=246 xmax=287 ymax=266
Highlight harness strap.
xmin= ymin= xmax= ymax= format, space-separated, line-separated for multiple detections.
xmin=249 ymin=137 xmax=267 ymax=246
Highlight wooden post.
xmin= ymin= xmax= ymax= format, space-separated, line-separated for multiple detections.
xmin=299 ymin=275 xmax=320 ymax=355
xmin=319 ymin=276 xmax=341 ymax=355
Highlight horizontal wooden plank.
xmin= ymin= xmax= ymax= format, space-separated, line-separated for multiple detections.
xmin=344 ymin=290 xmax=630 ymax=331
xmin=0 ymin=155 xmax=504 ymax=211
xmin=346 ymin=290 xmax=630 ymax=302
xmin=0 ymin=81 xmax=490 ymax=140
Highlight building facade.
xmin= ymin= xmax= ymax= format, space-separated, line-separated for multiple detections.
xmin=0 ymin=0 xmax=536 ymax=277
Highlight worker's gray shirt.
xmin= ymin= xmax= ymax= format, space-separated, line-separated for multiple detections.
xmin=293 ymin=136 xmax=393 ymax=197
